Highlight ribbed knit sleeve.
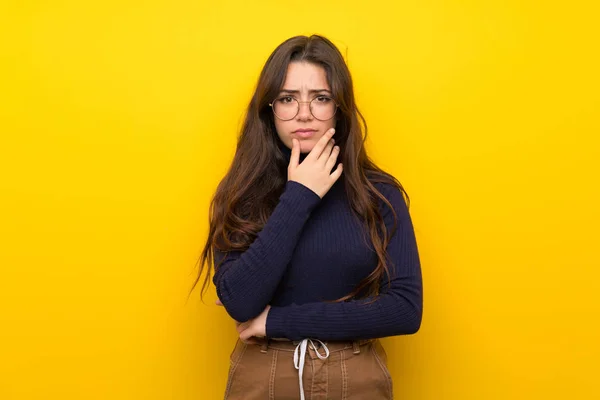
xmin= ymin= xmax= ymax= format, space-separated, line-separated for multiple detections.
xmin=265 ymin=183 xmax=423 ymax=340
xmin=213 ymin=180 xmax=322 ymax=322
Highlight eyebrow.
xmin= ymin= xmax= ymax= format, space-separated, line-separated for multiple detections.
xmin=279 ymin=89 xmax=332 ymax=94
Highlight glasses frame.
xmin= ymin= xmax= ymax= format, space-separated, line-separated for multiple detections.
xmin=268 ymin=95 xmax=339 ymax=121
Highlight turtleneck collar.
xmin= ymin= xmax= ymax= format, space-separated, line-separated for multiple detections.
xmin=277 ymin=137 xmax=309 ymax=164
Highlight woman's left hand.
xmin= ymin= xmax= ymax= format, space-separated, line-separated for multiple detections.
xmin=236 ymin=304 xmax=270 ymax=342
xmin=216 ymin=299 xmax=270 ymax=343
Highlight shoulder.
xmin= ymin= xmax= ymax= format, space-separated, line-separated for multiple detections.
xmin=366 ymin=171 xmax=409 ymax=206
xmin=366 ymin=171 xmax=411 ymax=220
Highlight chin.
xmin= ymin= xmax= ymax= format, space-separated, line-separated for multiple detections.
xmin=298 ymin=140 xmax=315 ymax=154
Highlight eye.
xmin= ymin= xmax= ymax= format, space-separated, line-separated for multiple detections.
xmin=315 ymin=96 xmax=331 ymax=103
xmin=279 ymin=96 xmax=294 ymax=103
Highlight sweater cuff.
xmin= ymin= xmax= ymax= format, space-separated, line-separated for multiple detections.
xmin=281 ymin=180 xmax=322 ymax=213
xmin=266 ymin=305 xmax=292 ymax=340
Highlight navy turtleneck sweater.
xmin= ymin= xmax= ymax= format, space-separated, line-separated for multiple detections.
xmin=213 ymin=141 xmax=423 ymax=341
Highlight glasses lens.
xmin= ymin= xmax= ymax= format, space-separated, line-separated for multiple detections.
xmin=310 ymin=96 xmax=336 ymax=120
xmin=272 ymin=97 xmax=298 ymax=120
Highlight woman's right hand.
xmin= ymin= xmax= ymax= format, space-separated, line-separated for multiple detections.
xmin=288 ymin=128 xmax=343 ymax=198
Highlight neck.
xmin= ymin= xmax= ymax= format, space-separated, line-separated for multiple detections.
xmin=277 ymin=137 xmax=308 ymax=163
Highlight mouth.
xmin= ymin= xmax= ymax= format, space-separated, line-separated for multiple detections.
xmin=293 ymin=129 xmax=317 ymax=138
xmin=293 ymin=129 xmax=317 ymax=133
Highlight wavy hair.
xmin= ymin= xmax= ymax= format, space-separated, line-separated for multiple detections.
xmin=189 ymin=34 xmax=409 ymax=303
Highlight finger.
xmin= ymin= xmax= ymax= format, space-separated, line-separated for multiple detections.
xmin=325 ymin=145 xmax=340 ymax=171
xmin=330 ymin=163 xmax=343 ymax=181
xmin=306 ymin=128 xmax=335 ymax=161
xmin=289 ymin=138 xmax=299 ymax=170
xmin=239 ymin=327 xmax=255 ymax=342
xmin=236 ymin=321 xmax=250 ymax=334
xmin=215 ymin=299 xmax=223 ymax=306
xmin=318 ymin=139 xmax=335 ymax=163
xmin=242 ymin=337 xmax=259 ymax=345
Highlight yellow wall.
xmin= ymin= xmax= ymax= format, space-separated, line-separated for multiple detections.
xmin=1 ymin=1 xmax=598 ymax=399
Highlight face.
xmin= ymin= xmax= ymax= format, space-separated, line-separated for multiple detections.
xmin=272 ymin=62 xmax=337 ymax=153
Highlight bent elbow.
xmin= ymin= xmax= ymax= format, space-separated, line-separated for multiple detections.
xmin=223 ymin=303 xmax=264 ymax=323
xmin=406 ymin=306 xmax=423 ymax=334
xmin=407 ymin=313 xmax=422 ymax=334
xmin=216 ymin=289 xmax=266 ymax=322
xmin=394 ymin=304 xmax=422 ymax=335
xmin=216 ymin=284 xmax=266 ymax=323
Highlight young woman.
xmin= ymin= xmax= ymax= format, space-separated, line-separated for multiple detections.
xmin=191 ymin=34 xmax=423 ymax=400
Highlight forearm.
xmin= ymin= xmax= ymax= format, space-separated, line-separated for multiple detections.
xmin=265 ymin=276 xmax=422 ymax=341
xmin=213 ymin=180 xmax=321 ymax=321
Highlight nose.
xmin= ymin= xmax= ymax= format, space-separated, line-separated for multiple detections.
xmin=296 ymin=101 xmax=313 ymax=121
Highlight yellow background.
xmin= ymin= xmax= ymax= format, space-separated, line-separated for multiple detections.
xmin=1 ymin=1 xmax=599 ymax=399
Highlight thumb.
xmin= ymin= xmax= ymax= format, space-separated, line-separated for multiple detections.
xmin=289 ymin=138 xmax=299 ymax=171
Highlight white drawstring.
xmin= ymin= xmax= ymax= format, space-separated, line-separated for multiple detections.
xmin=293 ymin=339 xmax=330 ymax=400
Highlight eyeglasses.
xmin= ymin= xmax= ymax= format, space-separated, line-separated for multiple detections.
xmin=269 ymin=95 xmax=338 ymax=121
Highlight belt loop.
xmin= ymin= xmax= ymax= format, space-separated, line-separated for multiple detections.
xmin=352 ymin=340 xmax=361 ymax=355
xmin=260 ymin=337 xmax=269 ymax=354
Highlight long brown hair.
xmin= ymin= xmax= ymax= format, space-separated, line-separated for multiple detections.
xmin=189 ymin=34 xmax=409 ymax=303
